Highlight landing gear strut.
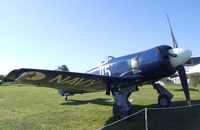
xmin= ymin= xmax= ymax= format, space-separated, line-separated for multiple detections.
xmin=110 ymin=85 xmax=133 ymax=119
xmin=153 ymin=83 xmax=173 ymax=107
xmin=65 ymin=96 xmax=68 ymax=101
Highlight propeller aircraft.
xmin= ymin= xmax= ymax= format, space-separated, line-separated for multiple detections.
xmin=6 ymin=17 xmax=192 ymax=119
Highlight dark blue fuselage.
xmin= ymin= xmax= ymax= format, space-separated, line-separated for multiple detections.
xmin=87 ymin=45 xmax=176 ymax=84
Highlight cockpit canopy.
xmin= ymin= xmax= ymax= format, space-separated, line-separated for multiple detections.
xmin=97 ymin=56 xmax=115 ymax=66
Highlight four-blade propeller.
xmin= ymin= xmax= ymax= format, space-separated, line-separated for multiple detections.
xmin=167 ymin=15 xmax=192 ymax=106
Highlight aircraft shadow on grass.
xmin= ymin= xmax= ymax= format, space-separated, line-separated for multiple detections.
xmin=60 ymin=98 xmax=114 ymax=106
xmin=102 ymin=99 xmax=200 ymax=130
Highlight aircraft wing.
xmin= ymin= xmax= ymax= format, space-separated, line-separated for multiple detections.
xmin=6 ymin=68 xmax=142 ymax=93
xmin=185 ymin=64 xmax=200 ymax=86
xmin=186 ymin=71 xmax=200 ymax=87
xmin=187 ymin=72 xmax=200 ymax=77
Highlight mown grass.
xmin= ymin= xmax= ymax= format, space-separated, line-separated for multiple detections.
xmin=0 ymin=84 xmax=200 ymax=130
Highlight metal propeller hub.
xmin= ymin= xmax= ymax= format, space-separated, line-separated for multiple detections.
xmin=168 ymin=48 xmax=192 ymax=68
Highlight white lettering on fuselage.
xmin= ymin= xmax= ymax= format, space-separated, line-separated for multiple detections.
xmin=99 ymin=65 xmax=111 ymax=76
xmin=49 ymin=75 xmax=102 ymax=87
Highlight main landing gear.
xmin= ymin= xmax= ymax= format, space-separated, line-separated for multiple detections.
xmin=110 ymin=85 xmax=136 ymax=119
xmin=152 ymin=83 xmax=174 ymax=107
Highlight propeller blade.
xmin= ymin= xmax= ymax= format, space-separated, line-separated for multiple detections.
xmin=176 ymin=65 xmax=191 ymax=106
xmin=167 ymin=15 xmax=178 ymax=48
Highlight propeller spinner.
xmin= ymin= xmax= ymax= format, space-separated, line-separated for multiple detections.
xmin=167 ymin=15 xmax=192 ymax=106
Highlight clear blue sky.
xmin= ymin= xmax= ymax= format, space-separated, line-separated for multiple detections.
xmin=0 ymin=0 xmax=200 ymax=75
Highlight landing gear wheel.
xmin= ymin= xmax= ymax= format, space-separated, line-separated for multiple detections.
xmin=158 ymin=95 xmax=171 ymax=107
xmin=112 ymin=103 xmax=133 ymax=119
xmin=113 ymin=103 xmax=120 ymax=118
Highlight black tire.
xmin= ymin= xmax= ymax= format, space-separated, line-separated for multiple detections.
xmin=158 ymin=95 xmax=171 ymax=107
xmin=112 ymin=103 xmax=133 ymax=119
xmin=113 ymin=103 xmax=120 ymax=118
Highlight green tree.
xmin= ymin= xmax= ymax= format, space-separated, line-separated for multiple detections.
xmin=0 ymin=75 xmax=5 ymax=80
xmin=57 ymin=65 xmax=69 ymax=72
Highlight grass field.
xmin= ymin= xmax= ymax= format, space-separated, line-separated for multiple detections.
xmin=0 ymin=84 xmax=200 ymax=130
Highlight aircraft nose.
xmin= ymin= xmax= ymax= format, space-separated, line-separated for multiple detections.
xmin=168 ymin=48 xmax=192 ymax=68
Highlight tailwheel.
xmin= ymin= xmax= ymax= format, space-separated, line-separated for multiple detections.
xmin=158 ymin=95 xmax=171 ymax=107
xmin=65 ymin=96 xmax=68 ymax=101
